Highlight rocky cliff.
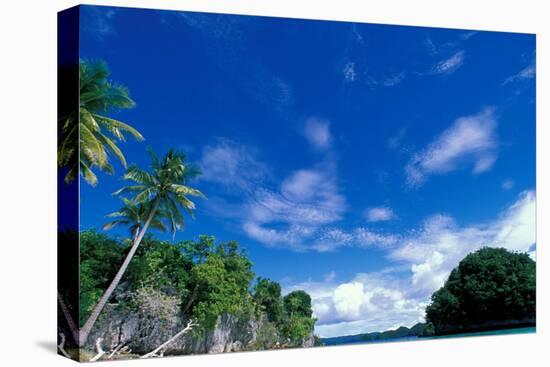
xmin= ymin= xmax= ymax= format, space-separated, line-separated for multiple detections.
xmin=86 ymin=305 xmax=314 ymax=356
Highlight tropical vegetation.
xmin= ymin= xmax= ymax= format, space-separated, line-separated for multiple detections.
xmin=77 ymin=148 xmax=205 ymax=346
xmin=58 ymin=59 xmax=143 ymax=186
xmin=425 ymin=247 xmax=536 ymax=335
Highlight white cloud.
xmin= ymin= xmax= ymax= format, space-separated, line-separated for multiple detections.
xmin=324 ymin=271 xmax=337 ymax=283
xmin=355 ymin=228 xmax=399 ymax=248
xmin=250 ymin=169 xmax=346 ymax=226
xmin=199 ymin=139 xmax=268 ymax=191
xmin=406 ymin=108 xmax=498 ymax=187
xmin=390 ymin=191 xmax=536 ymax=298
xmin=284 ymin=190 xmax=535 ymax=337
xmin=381 ymin=71 xmax=406 ymax=86
xmin=502 ymin=179 xmax=515 ymax=191
xmin=284 ymin=272 xmax=426 ymax=337
xmin=343 ymin=62 xmax=356 ymax=82
xmin=304 ymin=118 xmax=332 ymax=150
xmin=243 ymin=166 xmax=348 ymax=251
xmin=199 ymin=139 xmax=352 ymax=251
xmin=366 ymin=71 xmax=407 ymax=88
xmin=431 ymin=50 xmax=465 ymax=75
xmin=503 ymin=61 xmax=536 ymax=85
xmin=365 ymin=206 xmax=395 ymax=222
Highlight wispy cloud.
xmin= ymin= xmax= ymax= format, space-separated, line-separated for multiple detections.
xmin=502 ymin=60 xmax=536 ymax=85
xmin=405 ymin=107 xmax=498 ymax=187
xmin=172 ymin=11 xmax=295 ymax=117
xmin=430 ymin=50 xmax=465 ymax=75
xmin=285 ymin=190 xmax=536 ymax=337
xmin=343 ymin=62 xmax=357 ymax=82
xmin=365 ymin=206 xmax=395 ymax=222
xmin=199 ymin=139 xmax=350 ymax=251
xmin=81 ymin=6 xmax=118 ymax=40
xmin=303 ymin=118 xmax=332 ymax=150
xmin=502 ymin=178 xmax=516 ymax=191
xmin=198 ymin=139 xmax=268 ymax=192
xmin=366 ymin=71 xmax=407 ymax=88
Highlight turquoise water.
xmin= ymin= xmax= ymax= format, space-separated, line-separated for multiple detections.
xmin=324 ymin=327 xmax=536 ymax=346
xmin=424 ymin=326 xmax=536 ymax=340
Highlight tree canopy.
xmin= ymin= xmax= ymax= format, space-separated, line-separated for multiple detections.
xmin=58 ymin=59 xmax=143 ymax=186
xmin=425 ymin=247 xmax=536 ymax=335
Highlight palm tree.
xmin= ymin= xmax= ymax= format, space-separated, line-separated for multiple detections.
xmin=58 ymin=59 xmax=144 ymax=186
xmin=103 ymin=197 xmax=167 ymax=242
xmin=78 ymin=148 xmax=205 ymax=346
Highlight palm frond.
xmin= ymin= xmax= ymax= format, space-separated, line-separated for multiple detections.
xmin=124 ymin=165 xmax=156 ymax=186
xmin=94 ymin=114 xmax=144 ymax=141
xmin=80 ymin=161 xmax=98 ymax=186
xmin=112 ymin=185 xmax=147 ymax=196
xmin=169 ymin=184 xmax=206 ymax=199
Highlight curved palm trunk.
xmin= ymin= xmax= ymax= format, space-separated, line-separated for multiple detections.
xmin=78 ymin=197 xmax=161 ymax=347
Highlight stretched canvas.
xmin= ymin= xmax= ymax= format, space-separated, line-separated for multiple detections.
xmin=58 ymin=4 xmax=536 ymax=362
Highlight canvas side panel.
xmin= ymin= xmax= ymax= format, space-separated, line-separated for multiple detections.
xmin=57 ymin=5 xmax=80 ymax=362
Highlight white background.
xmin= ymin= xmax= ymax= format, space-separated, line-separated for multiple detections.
xmin=0 ymin=0 xmax=548 ymax=365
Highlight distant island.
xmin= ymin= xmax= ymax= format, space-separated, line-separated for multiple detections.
xmin=322 ymin=323 xmax=427 ymax=346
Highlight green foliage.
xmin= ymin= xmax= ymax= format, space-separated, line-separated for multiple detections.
xmin=103 ymin=197 xmax=167 ymax=239
xmin=425 ymin=247 xmax=536 ymax=334
xmin=79 ymin=231 xmax=124 ymax=325
xmin=113 ymin=148 xmax=205 ymax=237
xmin=283 ymin=290 xmax=313 ymax=318
xmin=279 ymin=291 xmax=315 ymax=344
xmin=125 ymin=237 xmax=192 ymax=297
xmin=253 ymin=278 xmax=284 ymax=324
xmin=280 ymin=314 xmax=315 ymax=343
xmin=58 ymin=59 xmax=143 ymax=186
xmin=185 ymin=237 xmax=255 ymax=329
xmin=77 ymin=229 xmax=317 ymax=347
xmin=255 ymin=322 xmax=280 ymax=350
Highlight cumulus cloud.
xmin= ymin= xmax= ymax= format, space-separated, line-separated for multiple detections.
xmin=284 ymin=190 xmax=535 ymax=337
xmin=303 ymin=118 xmax=332 ymax=150
xmin=284 ymin=272 xmax=426 ymax=337
xmin=390 ymin=191 xmax=536 ymax=298
xmin=365 ymin=206 xmax=395 ymax=222
xmin=405 ymin=108 xmax=498 ymax=187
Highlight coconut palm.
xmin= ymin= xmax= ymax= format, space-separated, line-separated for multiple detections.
xmin=58 ymin=59 xmax=144 ymax=186
xmin=103 ymin=197 xmax=167 ymax=242
xmin=78 ymin=148 xmax=205 ymax=346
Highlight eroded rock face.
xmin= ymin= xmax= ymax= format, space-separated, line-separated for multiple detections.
xmin=87 ymin=307 xmax=314 ymax=355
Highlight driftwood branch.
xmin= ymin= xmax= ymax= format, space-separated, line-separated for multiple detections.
xmin=57 ymin=292 xmax=79 ymax=345
xmin=89 ymin=338 xmax=106 ymax=362
xmin=140 ymin=320 xmax=198 ymax=359
xmin=107 ymin=343 xmax=130 ymax=359
xmin=57 ymin=333 xmax=71 ymax=358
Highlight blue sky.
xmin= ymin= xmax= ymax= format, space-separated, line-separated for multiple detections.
xmin=78 ymin=5 xmax=536 ymax=337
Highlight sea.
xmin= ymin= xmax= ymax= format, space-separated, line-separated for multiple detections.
xmin=322 ymin=327 xmax=536 ymax=346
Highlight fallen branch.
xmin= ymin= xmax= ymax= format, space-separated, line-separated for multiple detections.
xmin=140 ymin=320 xmax=198 ymax=359
xmin=57 ymin=333 xmax=71 ymax=358
xmin=107 ymin=342 xmax=129 ymax=359
xmin=89 ymin=338 xmax=106 ymax=362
